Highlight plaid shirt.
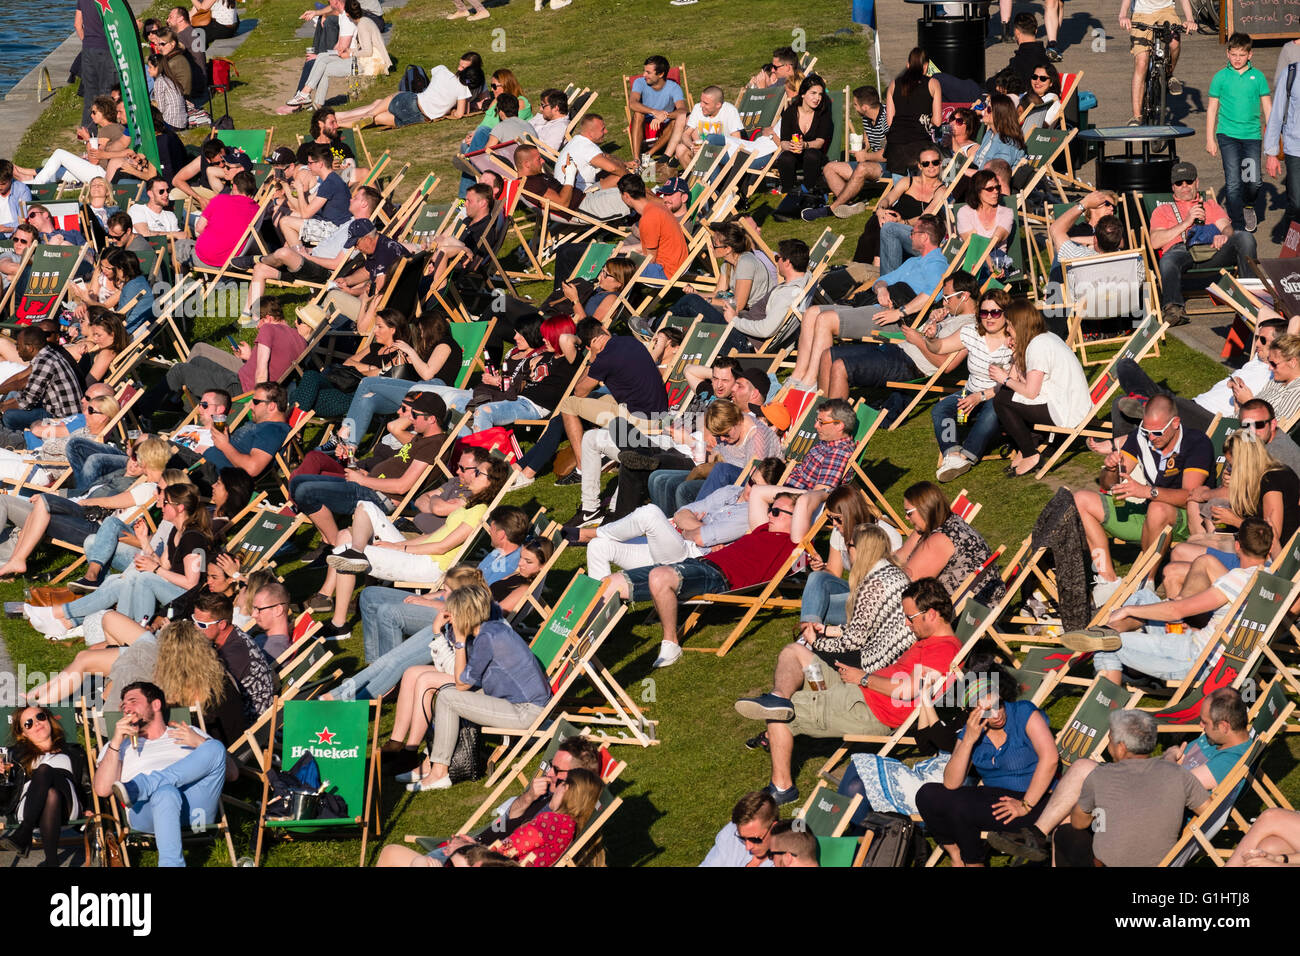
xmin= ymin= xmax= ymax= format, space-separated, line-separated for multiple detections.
xmin=20 ymin=345 xmax=83 ymax=416
xmin=788 ymin=436 xmax=854 ymax=490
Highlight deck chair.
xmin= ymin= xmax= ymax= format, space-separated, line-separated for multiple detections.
xmin=1031 ymin=309 xmax=1169 ymax=479
xmin=1137 ymin=191 xmax=1228 ymax=314
xmin=1052 ymin=675 xmax=1142 ymax=770
xmin=621 ymin=64 xmax=692 ymax=154
xmin=1017 ymin=126 xmax=1084 ymax=201
xmin=1159 ymin=676 xmax=1296 ymax=867
xmin=796 ymin=783 xmax=863 ymax=837
xmin=735 ymin=84 xmax=785 ymax=136
xmin=817 ymin=835 xmax=867 ymax=867
xmin=731 ymin=228 xmax=842 ymax=365
xmin=6 ymin=243 xmax=88 ymax=325
xmin=663 ymin=318 xmax=728 ymax=410
xmin=1207 ymin=270 xmax=1271 ymax=362
xmin=252 ymin=698 xmax=380 ymax=866
xmin=0 ymin=705 xmax=89 ymax=860
xmin=224 ymin=503 xmax=309 ymax=574
xmin=215 ymin=128 xmax=273 ymax=164
xmin=1061 ymin=249 xmax=1150 ymax=365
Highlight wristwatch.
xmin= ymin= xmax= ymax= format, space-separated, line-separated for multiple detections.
xmin=1150 ymin=486 xmax=1159 ymax=499
xmin=453 ymin=641 xmax=466 ymax=650
xmin=859 ymin=674 xmax=870 ymax=688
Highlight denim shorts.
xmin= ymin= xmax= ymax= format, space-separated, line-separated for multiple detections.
xmin=622 ymin=558 xmax=729 ymax=602
xmin=390 ymin=91 xmax=425 ymax=127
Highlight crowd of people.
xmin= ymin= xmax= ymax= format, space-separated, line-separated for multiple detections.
xmin=2 ymin=0 xmax=1300 ymax=871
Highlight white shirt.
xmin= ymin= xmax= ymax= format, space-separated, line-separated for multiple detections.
xmin=528 ymin=113 xmax=568 ymax=152
xmin=337 ymin=13 xmax=358 ymax=41
xmin=1195 ymin=357 xmax=1274 ymax=418
xmin=100 ymin=725 xmax=211 ymax=781
xmin=555 ymin=134 xmax=603 ymax=191
xmin=686 ymin=101 xmax=743 ymax=139
xmin=415 ymin=64 xmax=470 ymax=122
xmin=1013 ymin=331 xmax=1092 ymax=428
xmin=128 ymin=203 xmax=179 ymax=234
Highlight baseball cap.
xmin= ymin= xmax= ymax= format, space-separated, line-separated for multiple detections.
xmin=761 ymin=401 xmax=791 ymax=431
xmin=409 ymin=391 xmax=448 ymax=426
xmin=269 ymin=146 xmax=297 ymax=166
xmin=654 ymin=177 xmax=690 ymax=197
xmin=738 ymin=367 xmax=770 ymax=400
xmin=1171 ymin=162 xmax=1198 ymax=184
xmin=344 ymin=218 xmax=377 ymax=248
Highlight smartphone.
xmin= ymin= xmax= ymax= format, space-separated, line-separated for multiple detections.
xmin=226 ymin=335 xmax=239 ymax=351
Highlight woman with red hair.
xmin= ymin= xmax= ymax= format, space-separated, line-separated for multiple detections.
xmin=466 ymin=313 xmax=581 ymax=431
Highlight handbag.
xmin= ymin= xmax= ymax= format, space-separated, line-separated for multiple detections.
xmin=456 ymin=426 xmax=523 ymax=464
xmin=84 ymin=813 xmax=126 ymax=867
xmin=191 ymin=9 xmax=212 ymax=26
xmin=28 ymin=586 xmax=76 ymax=607
xmin=446 ymin=720 xmax=484 ymax=783
xmin=326 ymin=364 xmax=365 ymax=391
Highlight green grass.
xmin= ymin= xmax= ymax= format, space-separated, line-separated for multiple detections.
xmin=8 ymin=0 xmax=1298 ymax=867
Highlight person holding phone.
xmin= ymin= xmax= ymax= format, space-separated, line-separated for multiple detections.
xmin=914 ymin=668 xmax=1057 ymax=866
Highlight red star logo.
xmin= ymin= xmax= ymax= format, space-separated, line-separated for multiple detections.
xmin=315 ymin=727 xmax=337 ymax=745
xmin=94 ymin=0 xmax=114 ymax=12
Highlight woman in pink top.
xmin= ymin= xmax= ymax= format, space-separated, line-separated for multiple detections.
xmin=194 ymin=170 xmax=260 ymax=268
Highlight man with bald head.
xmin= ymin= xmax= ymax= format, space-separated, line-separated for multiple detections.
xmin=1073 ymin=393 xmax=1213 ymax=605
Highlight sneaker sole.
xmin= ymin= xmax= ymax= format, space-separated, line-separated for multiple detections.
xmin=986 ymin=831 xmax=1049 ymax=861
xmin=1059 ymin=629 xmax=1122 ymax=652
xmin=576 ymin=514 xmax=606 ymax=529
xmin=936 ymin=460 xmax=971 ymax=482
xmin=68 ymin=582 xmax=99 ymax=594
xmin=325 ymin=555 xmax=371 ymax=574
xmin=734 ymin=699 xmax=795 ymax=722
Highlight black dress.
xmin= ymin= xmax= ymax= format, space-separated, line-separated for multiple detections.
xmin=884 ymin=78 xmax=936 ymax=174
xmin=775 ymin=102 xmax=835 ymax=194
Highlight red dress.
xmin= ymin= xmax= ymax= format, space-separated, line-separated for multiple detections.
xmin=494 ymin=810 xmax=576 ymax=867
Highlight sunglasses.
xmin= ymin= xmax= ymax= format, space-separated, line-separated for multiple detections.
xmin=906 ymin=609 xmax=927 ymax=621
xmin=1240 ymin=419 xmax=1271 ymax=430
xmin=982 ymin=185 xmax=1001 ymax=193
xmin=739 ymin=821 xmax=774 ymax=844
xmin=251 ymin=398 xmax=270 ymax=406
xmin=1173 ymin=179 xmax=1196 ymax=187
xmin=1032 ymin=74 xmax=1051 ymax=81
xmin=254 ymin=602 xmax=285 ymax=613
xmin=768 ymin=505 xmax=793 ymax=517
xmin=942 ymin=290 xmax=967 ymax=301
xmin=917 ymin=159 xmax=941 ymax=168
xmin=1140 ymin=422 xmax=1173 ymax=439
xmin=979 ymin=308 xmax=1004 ymax=318
xmin=191 ymin=617 xmax=222 ymax=630
xmin=23 ymin=712 xmax=50 ymax=730
xmin=13 ymin=237 xmax=30 ymax=246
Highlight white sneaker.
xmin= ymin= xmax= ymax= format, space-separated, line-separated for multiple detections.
xmin=652 ymin=641 xmax=683 ymax=668
xmin=936 ymin=452 xmax=971 ymax=483
xmin=508 ymin=471 xmax=535 ymax=492
xmin=549 ymin=0 xmax=571 ymax=7
xmin=1092 ymin=576 xmax=1123 ymax=608
xmin=25 ymin=605 xmax=67 ymax=638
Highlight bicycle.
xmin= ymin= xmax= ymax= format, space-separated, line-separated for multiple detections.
xmin=1139 ymin=21 xmax=1191 ymax=127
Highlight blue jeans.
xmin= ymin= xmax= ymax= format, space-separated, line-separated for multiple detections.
xmin=801 ymin=570 xmax=850 ymax=625
xmin=671 ymin=293 xmax=727 ymax=324
xmin=421 ymin=384 xmax=473 ymax=416
xmin=119 ymin=573 xmax=187 ymax=623
xmin=341 ymin=376 xmax=432 ymax=446
xmin=1092 ymin=587 xmax=1205 ymax=681
xmin=333 ymin=624 xmax=439 ymax=700
xmin=648 ymin=469 xmax=689 ymax=515
xmin=290 ymin=474 xmax=391 ymax=517
xmin=1157 ymin=233 xmax=1257 ymax=306
xmin=879 ymin=221 xmax=917 ymax=276
xmin=3 ymin=407 xmax=46 ymax=431
xmin=1216 ymin=133 xmax=1262 ymax=229
xmin=65 ymin=571 xmax=135 ymax=624
xmin=621 ymin=556 xmax=729 ymax=602
xmin=473 ymin=396 xmax=546 ymax=432
xmin=124 ymin=736 xmax=226 ymax=867
xmin=66 ymin=437 xmax=128 ymax=495
xmin=358 ymin=586 xmax=439 ymax=663
xmin=84 ymin=516 xmax=145 ymax=571
xmin=931 ymin=392 xmax=1003 ymax=460
xmin=697 ymin=463 xmax=742 ymax=501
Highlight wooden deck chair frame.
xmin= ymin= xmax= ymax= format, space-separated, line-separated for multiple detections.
xmin=1136 ymin=190 xmax=1228 ymax=314
xmin=1061 ymin=249 xmax=1151 ymax=365
xmin=1031 ymin=310 xmax=1169 ymax=479
xmin=1207 ymin=270 xmax=1270 ymax=361
xmin=730 ymin=229 xmax=843 ymax=365
xmin=1158 ymin=676 xmax=1296 ymax=866
xmin=253 ymin=697 xmax=380 ymax=867
xmin=796 ymin=783 xmax=863 ymax=838
xmin=5 ymin=242 xmax=88 ymax=323
xmin=224 ymin=504 xmax=309 ymax=574
xmin=1017 ymin=126 xmax=1083 ymax=202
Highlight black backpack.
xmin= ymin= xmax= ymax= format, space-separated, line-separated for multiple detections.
xmin=399 ymin=64 xmax=429 ymax=94
xmin=857 ymin=811 xmax=928 ymax=867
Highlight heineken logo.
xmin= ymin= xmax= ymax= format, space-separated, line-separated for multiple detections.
xmin=315 ymin=727 xmax=338 ymax=744
xmin=286 ymin=725 xmax=358 ymax=759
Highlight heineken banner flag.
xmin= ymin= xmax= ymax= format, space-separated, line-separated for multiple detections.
xmin=94 ymin=0 xmax=160 ymax=170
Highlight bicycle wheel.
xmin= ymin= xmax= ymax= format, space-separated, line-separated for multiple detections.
xmin=1143 ymin=61 xmax=1167 ymax=125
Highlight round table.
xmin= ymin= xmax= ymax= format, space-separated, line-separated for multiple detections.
xmin=1077 ymin=125 xmax=1195 ymax=218
xmin=904 ymin=0 xmax=991 ymax=84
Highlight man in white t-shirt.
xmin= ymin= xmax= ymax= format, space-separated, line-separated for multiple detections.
xmin=334 ymin=63 xmax=471 ymax=129
xmin=674 ymin=85 xmax=743 ymax=168
xmin=127 ymin=177 xmax=184 ymax=238
xmin=1061 ymin=519 xmax=1270 ymax=686
xmin=554 ymin=113 xmax=637 ymax=219
xmin=93 ymin=681 xmax=234 ymax=867
xmin=528 ymin=88 xmax=570 ymax=152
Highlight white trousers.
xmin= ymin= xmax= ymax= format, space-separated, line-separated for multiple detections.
xmin=33 ymin=149 xmax=107 ymax=186
xmin=587 ymin=503 xmax=702 ymax=578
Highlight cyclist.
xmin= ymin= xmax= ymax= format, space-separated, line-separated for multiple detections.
xmin=1119 ymin=0 xmax=1197 ymax=126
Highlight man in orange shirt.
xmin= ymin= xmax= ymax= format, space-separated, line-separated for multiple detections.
xmin=616 ymin=173 xmax=688 ymax=280
xmin=742 ymin=577 xmax=962 ymax=805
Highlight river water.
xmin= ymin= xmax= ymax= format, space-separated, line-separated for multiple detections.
xmin=0 ymin=0 xmax=81 ymax=96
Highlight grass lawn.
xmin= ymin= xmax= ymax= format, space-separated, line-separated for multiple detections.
xmin=6 ymin=0 xmax=1298 ymax=867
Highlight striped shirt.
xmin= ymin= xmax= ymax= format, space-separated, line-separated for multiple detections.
xmin=959 ymin=324 xmax=1013 ymax=392
xmin=1256 ymin=376 xmax=1300 ymax=425
xmin=863 ymin=108 xmax=890 ymax=152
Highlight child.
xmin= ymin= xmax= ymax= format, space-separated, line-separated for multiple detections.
xmin=1208 ymin=32 xmax=1273 ymax=233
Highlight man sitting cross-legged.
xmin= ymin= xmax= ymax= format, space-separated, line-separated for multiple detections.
xmin=93 ymin=680 xmax=238 ymax=868
xmin=990 ymin=686 xmax=1253 ymax=862
xmin=785 ymin=214 xmax=948 ymax=392
xmin=739 ymin=577 xmax=962 ymax=806
xmin=603 ymin=490 xmax=805 ymax=669
xmin=1060 ymin=518 xmax=1271 ymax=687
xmin=1072 ymin=394 xmax=1213 ymax=606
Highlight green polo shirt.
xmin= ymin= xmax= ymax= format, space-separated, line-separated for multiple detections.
xmin=1209 ymin=64 xmax=1270 ymax=139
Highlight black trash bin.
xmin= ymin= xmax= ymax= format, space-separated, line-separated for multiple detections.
xmin=910 ymin=0 xmax=990 ymax=84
